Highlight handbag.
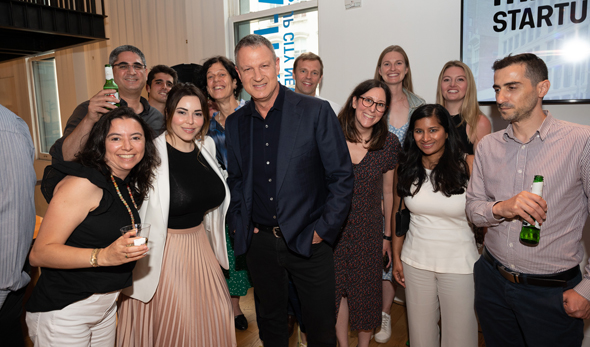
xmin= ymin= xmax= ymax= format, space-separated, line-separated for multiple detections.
xmin=395 ymin=198 xmax=411 ymax=237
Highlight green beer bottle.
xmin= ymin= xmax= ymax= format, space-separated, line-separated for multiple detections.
xmin=519 ymin=175 xmax=544 ymax=245
xmin=104 ymin=64 xmax=120 ymax=107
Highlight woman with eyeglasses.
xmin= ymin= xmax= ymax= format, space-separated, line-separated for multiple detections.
xmin=392 ymin=104 xmax=478 ymax=347
xmin=334 ymin=79 xmax=400 ymax=347
xmin=436 ymin=60 xmax=491 ymax=154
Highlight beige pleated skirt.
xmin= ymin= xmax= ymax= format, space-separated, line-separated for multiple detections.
xmin=116 ymin=224 xmax=236 ymax=347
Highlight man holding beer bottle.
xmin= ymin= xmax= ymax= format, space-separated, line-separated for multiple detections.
xmin=50 ymin=45 xmax=165 ymax=162
xmin=466 ymin=53 xmax=590 ymax=347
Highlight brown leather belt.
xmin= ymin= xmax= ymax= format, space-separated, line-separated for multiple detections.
xmin=482 ymin=247 xmax=578 ymax=288
xmin=254 ymin=223 xmax=283 ymax=238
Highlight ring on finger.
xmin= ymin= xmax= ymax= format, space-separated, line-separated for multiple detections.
xmin=125 ymin=254 xmax=128 ymax=259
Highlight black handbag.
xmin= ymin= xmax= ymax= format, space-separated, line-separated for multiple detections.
xmin=395 ymin=199 xmax=410 ymax=237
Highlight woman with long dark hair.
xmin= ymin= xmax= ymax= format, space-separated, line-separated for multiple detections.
xmin=335 ymin=79 xmax=400 ymax=347
xmin=117 ymin=83 xmax=235 ymax=346
xmin=392 ymin=104 xmax=478 ymax=347
xmin=26 ymin=107 xmax=159 ymax=346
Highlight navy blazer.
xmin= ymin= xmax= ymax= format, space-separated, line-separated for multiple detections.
xmin=226 ymin=86 xmax=354 ymax=257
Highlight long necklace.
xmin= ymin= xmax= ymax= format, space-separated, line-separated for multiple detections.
xmin=111 ymin=175 xmax=139 ymax=225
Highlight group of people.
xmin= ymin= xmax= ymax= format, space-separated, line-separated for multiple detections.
xmin=2 ymin=32 xmax=590 ymax=347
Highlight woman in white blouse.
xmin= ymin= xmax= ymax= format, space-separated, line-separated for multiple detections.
xmin=392 ymin=104 xmax=478 ymax=347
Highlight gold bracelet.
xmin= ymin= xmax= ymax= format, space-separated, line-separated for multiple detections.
xmin=90 ymin=248 xmax=100 ymax=267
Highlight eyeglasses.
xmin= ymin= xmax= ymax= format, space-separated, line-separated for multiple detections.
xmin=113 ymin=63 xmax=146 ymax=71
xmin=358 ymin=96 xmax=387 ymax=113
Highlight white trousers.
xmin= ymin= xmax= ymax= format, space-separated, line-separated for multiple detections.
xmin=403 ymin=262 xmax=478 ymax=347
xmin=26 ymin=291 xmax=120 ymax=347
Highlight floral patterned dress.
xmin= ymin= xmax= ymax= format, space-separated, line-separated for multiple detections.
xmin=334 ymin=132 xmax=400 ymax=330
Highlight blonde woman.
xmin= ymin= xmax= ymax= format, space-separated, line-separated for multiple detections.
xmin=436 ymin=61 xmax=491 ymax=154
xmin=373 ymin=45 xmax=425 ymax=343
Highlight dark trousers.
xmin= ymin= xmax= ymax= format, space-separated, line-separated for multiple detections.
xmin=288 ymin=277 xmax=307 ymax=334
xmin=0 ymin=286 xmax=27 ymax=347
xmin=246 ymin=230 xmax=336 ymax=347
xmin=474 ymin=254 xmax=584 ymax=347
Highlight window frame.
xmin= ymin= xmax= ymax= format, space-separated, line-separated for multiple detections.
xmin=27 ymin=52 xmax=62 ymax=161
xmin=227 ymin=0 xmax=318 ymax=60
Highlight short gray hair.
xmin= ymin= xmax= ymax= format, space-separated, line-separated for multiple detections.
xmin=234 ymin=34 xmax=277 ymax=67
xmin=109 ymin=45 xmax=146 ymax=67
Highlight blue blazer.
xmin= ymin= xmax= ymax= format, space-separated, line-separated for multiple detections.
xmin=226 ymin=86 xmax=354 ymax=257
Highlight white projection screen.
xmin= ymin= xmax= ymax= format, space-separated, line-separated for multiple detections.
xmin=461 ymin=0 xmax=590 ymax=103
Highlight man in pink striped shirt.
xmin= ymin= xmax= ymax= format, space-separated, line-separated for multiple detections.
xmin=466 ymin=53 xmax=590 ymax=347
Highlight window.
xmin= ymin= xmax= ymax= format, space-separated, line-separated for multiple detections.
xmin=238 ymin=0 xmax=312 ymax=15
xmin=29 ymin=53 xmax=62 ymax=160
xmin=229 ymin=0 xmax=318 ymax=98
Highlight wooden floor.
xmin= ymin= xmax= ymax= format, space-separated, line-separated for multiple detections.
xmin=23 ymin=283 xmax=485 ymax=347
xmin=236 ymin=288 xmax=486 ymax=347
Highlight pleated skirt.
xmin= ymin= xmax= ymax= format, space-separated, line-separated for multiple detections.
xmin=116 ymin=224 xmax=236 ymax=347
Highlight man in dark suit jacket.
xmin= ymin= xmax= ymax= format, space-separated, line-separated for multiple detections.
xmin=226 ymin=34 xmax=354 ymax=347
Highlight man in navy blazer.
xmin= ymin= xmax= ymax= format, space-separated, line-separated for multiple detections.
xmin=226 ymin=34 xmax=353 ymax=347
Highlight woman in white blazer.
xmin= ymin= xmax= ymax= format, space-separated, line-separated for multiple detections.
xmin=117 ymin=83 xmax=236 ymax=347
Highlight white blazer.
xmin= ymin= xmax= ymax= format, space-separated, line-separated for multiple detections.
xmin=122 ymin=133 xmax=230 ymax=303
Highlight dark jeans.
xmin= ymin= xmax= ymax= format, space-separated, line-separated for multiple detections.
xmin=474 ymin=253 xmax=584 ymax=347
xmin=246 ymin=230 xmax=336 ymax=347
xmin=0 ymin=286 xmax=27 ymax=347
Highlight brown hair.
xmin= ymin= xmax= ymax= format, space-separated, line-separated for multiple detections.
xmin=492 ymin=53 xmax=548 ymax=86
xmin=293 ymin=52 xmax=324 ymax=76
xmin=338 ymin=79 xmax=391 ymax=151
xmin=164 ymin=82 xmax=210 ymax=144
xmin=374 ymin=45 xmax=414 ymax=92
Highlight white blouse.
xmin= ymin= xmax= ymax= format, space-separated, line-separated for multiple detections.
xmin=401 ymin=169 xmax=479 ymax=274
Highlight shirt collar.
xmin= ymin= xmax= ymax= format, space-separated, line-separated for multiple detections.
xmin=247 ymin=83 xmax=286 ymax=117
xmin=503 ymin=110 xmax=553 ymax=143
xmin=119 ymin=96 xmax=151 ymax=116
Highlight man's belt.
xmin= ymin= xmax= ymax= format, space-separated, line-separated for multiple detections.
xmin=254 ymin=223 xmax=283 ymax=238
xmin=482 ymin=247 xmax=578 ymax=288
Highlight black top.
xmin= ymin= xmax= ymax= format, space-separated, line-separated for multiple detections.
xmin=250 ymin=85 xmax=286 ymax=227
xmin=167 ymin=143 xmax=226 ymax=229
xmin=26 ymin=161 xmax=139 ymax=313
xmin=451 ymin=114 xmax=474 ymax=155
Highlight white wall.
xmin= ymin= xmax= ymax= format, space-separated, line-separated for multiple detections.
xmin=316 ymin=0 xmax=590 ymax=343
xmin=317 ymin=0 xmax=590 ymax=130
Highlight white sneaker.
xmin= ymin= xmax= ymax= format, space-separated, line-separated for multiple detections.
xmin=374 ymin=311 xmax=391 ymax=343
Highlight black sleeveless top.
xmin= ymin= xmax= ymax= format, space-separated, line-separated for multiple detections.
xmin=167 ymin=143 xmax=226 ymax=229
xmin=451 ymin=114 xmax=474 ymax=155
xmin=26 ymin=161 xmax=139 ymax=312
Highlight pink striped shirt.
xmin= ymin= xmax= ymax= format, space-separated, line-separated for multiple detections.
xmin=466 ymin=111 xmax=590 ymax=299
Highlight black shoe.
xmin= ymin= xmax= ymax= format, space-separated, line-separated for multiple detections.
xmin=235 ymin=314 xmax=248 ymax=331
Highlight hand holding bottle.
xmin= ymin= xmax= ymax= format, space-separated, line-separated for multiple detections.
xmin=86 ymin=89 xmax=120 ymax=122
xmin=491 ymin=191 xmax=547 ymax=225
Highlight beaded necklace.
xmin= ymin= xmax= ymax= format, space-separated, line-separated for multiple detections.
xmin=110 ymin=175 xmax=139 ymax=225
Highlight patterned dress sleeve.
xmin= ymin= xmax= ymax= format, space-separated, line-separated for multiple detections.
xmin=382 ymin=132 xmax=401 ymax=172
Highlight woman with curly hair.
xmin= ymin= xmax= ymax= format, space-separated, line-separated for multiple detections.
xmin=199 ymin=55 xmax=252 ymax=331
xmin=26 ymin=107 xmax=160 ymax=346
